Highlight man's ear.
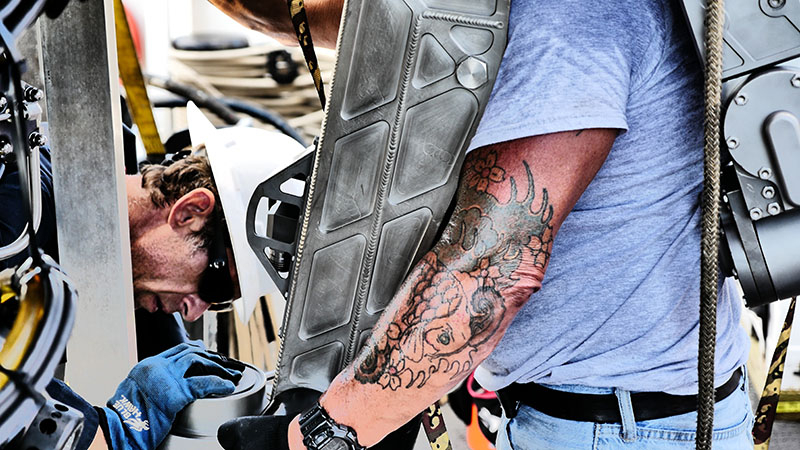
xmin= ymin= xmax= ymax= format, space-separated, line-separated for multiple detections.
xmin=167 ymin=188 xmax=216 ymax=233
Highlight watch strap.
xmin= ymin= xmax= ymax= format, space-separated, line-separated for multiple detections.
xmin=298 ymin=402 xmax=364 ymax=450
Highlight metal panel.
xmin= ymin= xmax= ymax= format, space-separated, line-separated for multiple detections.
xmin=40 ymin=0 xmax=137 ymax=404
xmin=267 ymin=0 xmax=510 ymax=398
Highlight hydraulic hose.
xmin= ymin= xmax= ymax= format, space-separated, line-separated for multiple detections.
xmin=147 ymin=77 xmax=307 ymax=146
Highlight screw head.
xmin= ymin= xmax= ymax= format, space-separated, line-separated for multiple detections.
xmin=734 ymin=94 xmax=748 ymax=106
xmin=28 ymin=132 xmax=47 ymax=148
xmin=769 ymin=0 xmax=786 ymax=8
xmin=758 ymin=167 xmax=772 ymax=179
xmin=726 ymin=137 xmax=739 ymax=150
xmin=762 ymin=185 xmax=776 ymax=199
xmin=767 ymin=202 xmax=781 ymax=215
xmin=792 ymin=74 xmax=800 ymax=88
xmin=23 ymin=86 xmax=43 ymax=102
xmin=750 ymin=208 xmax=763 ymax=220
xmin=456 ymin=57 xmax=489 ymax=90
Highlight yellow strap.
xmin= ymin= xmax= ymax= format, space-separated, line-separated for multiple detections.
xmin=287 ymin=0 xmax=326 ymax=109
xmin=113 ymin=0 xmax=164 ymax=159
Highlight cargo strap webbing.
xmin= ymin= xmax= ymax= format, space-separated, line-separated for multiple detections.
xmin=285 ymin=2 xmax=450 ymax=449
xmin=753 ymin=297 xmax=797 ymax=449
xmin=287 ymin=0 xmax=326 ymax=110
xmin=114 ymin=0 xmax=165 ymax=160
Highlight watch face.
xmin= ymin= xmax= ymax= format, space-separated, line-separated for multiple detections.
xmin=323 ymin=438 xmax=351 ymax=450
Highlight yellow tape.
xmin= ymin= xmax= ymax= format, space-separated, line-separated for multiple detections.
xmin=0 ymin=275 xmax=45 ymax=389
xmin=114 ymin=0 xmax=164 ymax=159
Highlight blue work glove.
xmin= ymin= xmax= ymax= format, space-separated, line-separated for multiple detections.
xmin=98 ymin=342 xmax=243 ymax=450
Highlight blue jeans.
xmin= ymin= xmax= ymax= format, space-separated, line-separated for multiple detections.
xmin=496 ymin=371 xmax=753 ymax=449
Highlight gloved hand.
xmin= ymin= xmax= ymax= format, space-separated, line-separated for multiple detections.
xmin=99 ymin=342 xmax=243 ymax=450
xmin=217 ymin=388 xmax=321 ymax=450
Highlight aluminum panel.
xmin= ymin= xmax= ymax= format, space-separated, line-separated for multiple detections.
xmin=263 ymin=0 xmax=511 ymax=399
xmin=367 ymin=208 xmax=433 ymax=314
xmin=341 ymin=0 xmax=412 ymax=120
xmin=390 ymin=89 xmax=479 ymax=204
xmin=412 ymin=34 xmax=454 ymax=89
xmin=289 ymin=342 xmax=345 ymax=388
xmin=450 ymin=26 xmax=494 ymax=56
xmin=320 ymin=122 xmax=389 ymax=232
xmin=299 ymin=235 xmax=366 ymax=339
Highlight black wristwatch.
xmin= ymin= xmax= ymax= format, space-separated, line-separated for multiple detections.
xmin=298 ymin=402 xmax=365 ymax=450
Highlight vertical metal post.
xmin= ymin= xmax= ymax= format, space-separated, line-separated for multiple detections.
xmin=40 ymin=0 xmax=137 ymax=404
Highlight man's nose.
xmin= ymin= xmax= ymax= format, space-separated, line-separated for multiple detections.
xmin=181 ymin=294 xmax=210 ymax=322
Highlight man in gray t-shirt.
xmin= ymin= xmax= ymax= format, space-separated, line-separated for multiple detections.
xmin=471 ymin=1 xmax=749 ymax=396
xmin=210 ymin=0 xmax=752 ymax=448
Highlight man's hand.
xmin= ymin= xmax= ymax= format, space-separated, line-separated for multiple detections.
xmin=98 ymin=342 xmax=243 ymax=450
xmin=207 ymin=0 xmax=343 ymax=48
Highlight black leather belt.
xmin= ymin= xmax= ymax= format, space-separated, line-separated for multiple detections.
xmin=496 ymin=368 xmax=742 ymax=423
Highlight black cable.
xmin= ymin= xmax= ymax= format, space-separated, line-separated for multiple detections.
xmin=145 ymin=75 xmax=240 ymax=125
xmin=152 ymin=96 xmax=307 ymax=146
xmin=222 ymin=98 xmax=306 ymax=146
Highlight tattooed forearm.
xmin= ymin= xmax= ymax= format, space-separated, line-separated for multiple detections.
xmin=354 ymin=148 xmax=554 ymax=390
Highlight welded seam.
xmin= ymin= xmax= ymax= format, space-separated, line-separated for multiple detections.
xmin=272 ymin=0 xmax=351 ymax=402
xmin=421 ymin=11 xmax=504 ymax=29
xmin=345 ymin=13 xmax=424 ymax=364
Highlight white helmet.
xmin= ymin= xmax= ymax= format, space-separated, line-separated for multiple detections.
xmin=186 ymin=102 xmax=309 ymax=323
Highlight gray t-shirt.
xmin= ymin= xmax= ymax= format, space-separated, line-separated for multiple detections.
xmin=469 ymin=0 xmax=748 ymax=395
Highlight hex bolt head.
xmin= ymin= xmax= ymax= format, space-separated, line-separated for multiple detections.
xmin=23 ymin=86 xmax=43 ymax=103
xmin=734 ymin=94 xmax=748 ymax=106
xmin=0 ymin=140 xmax=11 ymax=156
xmin=769 ymin=0 xmax=786 ymax=8
xmin=767 ymin=202 xmax=781 ymax=216
xmin=456 ymin=57 xmax=489 ymax=90
xmin=758 ymin=167 xmax=772 ymax=179
xmin=726 ymin=137 xmax=739 ymax=150
xmin=749 ymin=208 xmax=763 ymax=220
xmin=762 ymin=185 xmax=776 ymax=199
xmin=0 ymin=96 xmax=7 ymax=112
xmin=792 ymin=74 xmax=800 ymax=88
xmin=29 ymin=132 xmax=47 ymax=148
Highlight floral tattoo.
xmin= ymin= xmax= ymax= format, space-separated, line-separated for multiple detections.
xmin=355 ymin=148 xmax=554 ymax=390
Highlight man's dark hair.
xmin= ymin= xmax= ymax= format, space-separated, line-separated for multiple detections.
xmin=139 ymin=156 xmax=222 ymax=248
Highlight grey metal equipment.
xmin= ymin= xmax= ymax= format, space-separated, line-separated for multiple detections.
xmin=245 ymin=0 xmax=511 ymax=400
xmin=0 ymin=2 xmax=85 ymax=449
xmin=0 ymin=257 xmax=81 ymax=449
xmin=10 ymin=397 xmax=85 ymax=450
xmin=0 ymin=84 xmax=44 ymax=262
xmin=681 ymin=0 xmax=800 ymax=307
xmin=157 ymin=364 xmax=272 ymax=450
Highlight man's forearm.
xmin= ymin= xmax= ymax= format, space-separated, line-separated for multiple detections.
xmin=317 ymin=159 xmax=554 ymax=446
xmin=208 ymin=0 xmax=343 ymax=48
